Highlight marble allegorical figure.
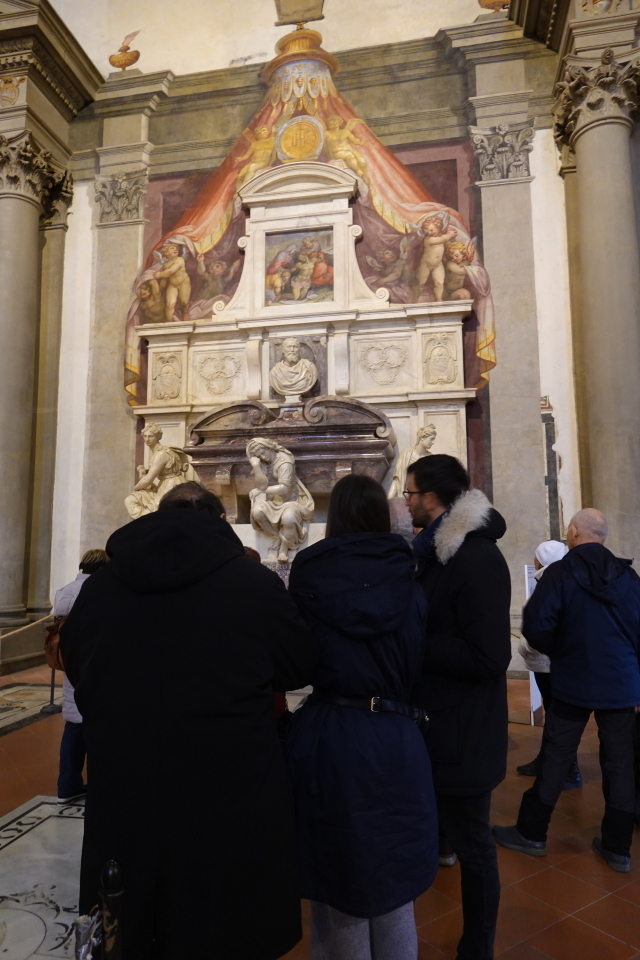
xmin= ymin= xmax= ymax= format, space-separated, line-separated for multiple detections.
xmin=247 ymin=438 xmax=314 ymax=563
xmin=125 ymin=423 xmax=191 ymax=519
xmin=270 ymin=337 xmax=318 ymax=399
xmin=388 ymin=424 xmax=437 ymax=499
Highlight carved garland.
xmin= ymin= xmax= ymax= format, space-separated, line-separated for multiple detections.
xmin=554 ymin=48 xmax=640 ymax=147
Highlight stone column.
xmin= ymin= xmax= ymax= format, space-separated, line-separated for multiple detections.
xmin=0 ymin=133 xmax=64 ymax=628
xmin=25 ymin=174 xmax=74 ymax=619
xmin=555 ymin=49 xmax=640 ymax=557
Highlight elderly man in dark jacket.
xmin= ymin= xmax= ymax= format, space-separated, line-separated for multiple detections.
xmin=60 ymin=482 xmax=318 ymax=960
xmin=494 ymin=508 xmax=640 ymax=874
xmin=405 ymin=455 xmax=511 ymax=960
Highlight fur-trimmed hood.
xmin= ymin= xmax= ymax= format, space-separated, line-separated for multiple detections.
xmin=434 ymin=489 xmax=506 ymax=564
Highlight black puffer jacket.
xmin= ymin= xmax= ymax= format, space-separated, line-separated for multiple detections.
xmin=412 ymin=489 xmax=512 ymax=796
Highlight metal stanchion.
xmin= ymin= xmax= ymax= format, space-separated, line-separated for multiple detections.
xmin=40 ymin=668 xmax=62 ymax=715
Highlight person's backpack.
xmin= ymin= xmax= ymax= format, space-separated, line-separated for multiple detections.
xmin=44 ymin=616 xmax=67 ymax=671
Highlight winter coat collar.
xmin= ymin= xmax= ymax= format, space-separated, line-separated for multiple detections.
xmin=433 ymin=489 xmax=501 ymax=564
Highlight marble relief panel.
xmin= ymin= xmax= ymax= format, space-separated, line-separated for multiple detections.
xmin=420 ymin=330 xmax=463 ymax=389
xmin=352 ymin=337 xmax=415 ymax=394
xmin=189 ymin=347 xmax=246 ymax=404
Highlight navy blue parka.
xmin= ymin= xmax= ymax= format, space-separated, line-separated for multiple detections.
xmin=287 ymin=532 xmax=438 ymax=918
xmin=522 ymin=542 xmax=640 ymax=710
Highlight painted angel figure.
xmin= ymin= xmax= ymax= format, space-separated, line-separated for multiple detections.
xmin=412 ymin=211 xmax=458 ymax=301
xmin=325 ymin=115 xmax=368 ymax=181
xmin=443 ymin=238 xmax=477 ymax=301
xmin=235 ymin=126 xmax=276 ymax=190
xmin=364 ymin=236 xmax=413 ymax=302
xmin=153 ymin=243 xmax=191 ymax=322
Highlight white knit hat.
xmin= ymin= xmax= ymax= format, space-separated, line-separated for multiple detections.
xmin=534 ymin=539 xmax=567 ymax=568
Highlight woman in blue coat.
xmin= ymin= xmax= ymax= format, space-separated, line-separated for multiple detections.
xmin=287 ymin=474 xmax=438 ymax=960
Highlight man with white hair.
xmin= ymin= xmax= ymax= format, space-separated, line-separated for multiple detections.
xmin=494 ymin=508 xmax=640 ymax=872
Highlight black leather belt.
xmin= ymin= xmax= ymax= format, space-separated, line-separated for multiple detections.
xmin=312 ymin=689 xmax=427 ymax=724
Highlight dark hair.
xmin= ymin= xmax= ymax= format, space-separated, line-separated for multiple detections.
xmin=406 ymin=454 xmax=470 ymax=508
xmin=325 ymin=474 xmax=391 ymax=538
xmin=80 ymin=548 xmax=109 ymax=574
xmin=158 ymin=481 xmax=225 ymax=516
xmin=244 ymin=545 xmax=262 ymax=563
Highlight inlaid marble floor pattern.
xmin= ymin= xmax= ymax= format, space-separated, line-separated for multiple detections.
xmin=0 ymin=668 xmax=638 ymax=960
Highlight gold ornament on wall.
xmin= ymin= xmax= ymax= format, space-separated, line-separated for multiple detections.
xmin=109 ymin=31 xmax=141 ymax=72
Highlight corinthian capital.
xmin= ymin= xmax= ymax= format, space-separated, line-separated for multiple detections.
xmin=94 ymin=172 xmax=148 ymax=225
xmin=554 ymin=48 xmax=640 ymax=147
xmin=469 ymin=120 xmax=535 ymax=182
xmin=0 ymin=131 xmax=64 ymax=210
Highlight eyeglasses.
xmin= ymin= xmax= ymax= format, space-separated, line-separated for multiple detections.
xmin=402 ymin=489 xmax=421 ymax=501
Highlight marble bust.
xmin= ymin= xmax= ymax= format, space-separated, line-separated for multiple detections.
xmin=247 ymin=437 xmax=314 ymax=562
xmin=388 ymin=424 xmax=437 ymax=499
xmin=269 ymin=337 xmax=318 ymax=400
xmin=124 ymin=422 xmax=190 ymax=519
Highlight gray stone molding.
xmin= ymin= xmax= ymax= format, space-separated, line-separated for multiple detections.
xmin=554 ymin=47 xmax=640 ymax=146
xmin=469 ymin=119 xmax=535 ymax=181
xmin=0 ymin=36 xmax=86 ymax=117
xmin=0 ymin=131 xmax=70 ymax=213
xmin=94 ymin=171 xmax=149 ymax=224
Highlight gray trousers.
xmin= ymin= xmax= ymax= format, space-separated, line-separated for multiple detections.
xmin=310 ymin=901 xmax=418 ymax=960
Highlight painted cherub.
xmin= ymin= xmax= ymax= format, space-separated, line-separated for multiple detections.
xmin=291 ymin=253 xmax=314 ymax=300
xmin=413 ymin=213 xmax=458 ymax=302
xmin=235 ymin=125 xmax=276 ymax=190
xmin=154 ymin=243 xmax=191 ymax=321
xmin=325 ymin=115 xmax=368 ymax=181
xmin=138 ymin=278 xmax=166 ymax=324
xmin=444 ymin=239 xmax=476 ymax=301
xmin=196 ymin=254 xmax=241 ymax=300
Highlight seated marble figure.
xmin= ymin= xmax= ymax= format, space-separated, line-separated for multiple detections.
xmin=247 ymin=437 xmax=314 ymax=563
xmin=125 ymin=423 xmax=190 ymax=518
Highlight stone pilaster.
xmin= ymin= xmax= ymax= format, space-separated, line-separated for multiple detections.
xmin=77 ymin=73 xmax=172 ymax=552
xmin=25 ymin=171 xmax=74 ymax=620
xmin=441 ymin=17 xmax=549 ymax=612
xmin=554 ymin=47 xmax=640 ymax=557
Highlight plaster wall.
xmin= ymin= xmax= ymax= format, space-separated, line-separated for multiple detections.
xmin=529 ymin=128 xmax=581 ymax=532
xmin=49 ymin=0 xmax=484 ymax=78
xmin=49 ymin=182 xmax=94 ymax=599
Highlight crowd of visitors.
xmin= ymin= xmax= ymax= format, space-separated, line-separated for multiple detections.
xmin=53 ymin=455 xmax=640 ymax=960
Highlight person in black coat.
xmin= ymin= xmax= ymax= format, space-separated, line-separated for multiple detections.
xmin=287 ymin=474 xmax=438 ymax=960
xmin=59 ymin=482 xmax=318 ymax=960
xmin=494 ymin=508 xmax=640 ymax=874
xmin=405 ymin=455 xmax=511 ymax=960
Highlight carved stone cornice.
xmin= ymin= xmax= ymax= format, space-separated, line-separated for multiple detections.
xmin=469 ymin=119 xmax=535 ymax=181
xmin=0 ymin=131 xmax=69 ymax=213
xmin=554 ymin=48 xmax=640 ymax=146
xmin=0 ymin=36 xmax=85 ymax=116
xmin=94 ymin=172 xmax=148 ymax=225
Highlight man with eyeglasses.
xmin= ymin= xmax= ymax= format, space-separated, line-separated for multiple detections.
xmin=405 ymin=454 xmax=511 ymax=960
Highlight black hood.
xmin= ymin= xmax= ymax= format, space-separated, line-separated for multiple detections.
xmin=467 ymin=508 xmax=507 ymax=543
xmin=106 ymin=511 xmax=244 ymax=593
xmin=566 ymin=542 xmax=633 ymax=604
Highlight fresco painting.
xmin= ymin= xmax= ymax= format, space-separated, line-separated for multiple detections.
xmin=265 ymin=229 xmax=334 ymax=305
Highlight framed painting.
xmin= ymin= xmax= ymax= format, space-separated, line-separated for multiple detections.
xmin=264 ymin=228 xmax=334 ymax=306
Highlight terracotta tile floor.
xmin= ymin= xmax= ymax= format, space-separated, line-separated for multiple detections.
xmin=1 ymin=667 xmax=638 ymax=959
